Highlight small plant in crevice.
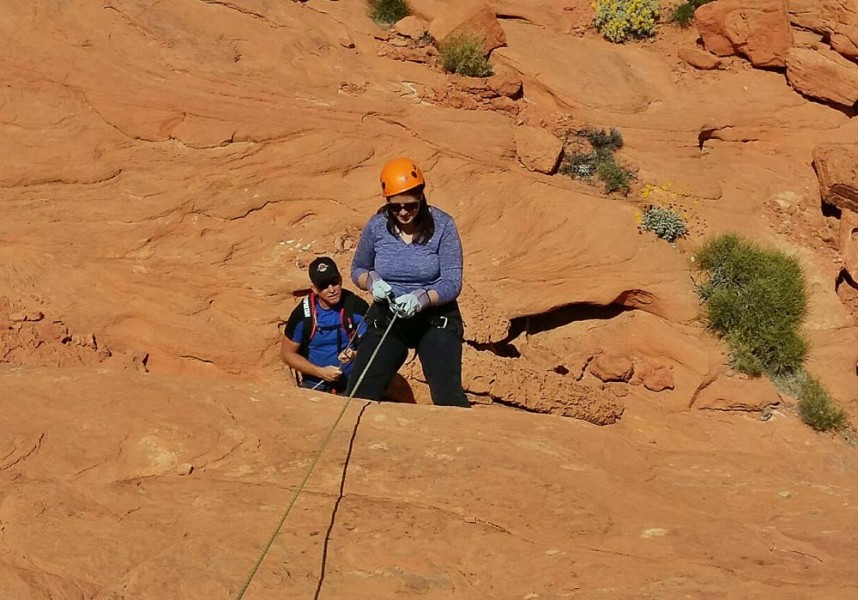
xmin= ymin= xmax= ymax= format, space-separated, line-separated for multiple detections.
xmin=564 ymin=152 xmax=597 ymax=178
xmin=670 ymin=0 xmax=713 ymax=27
xmin=594 ymin=0 xmax=660 ymax=43
xmin=773 ymin=369 xmax=849 ymax=432
xmin=597 ymin=160 xmax=634 ymax=195
xmin=368 ymin=0 xmax=410 ymax=25
xmin=417 ymin=30 xmax=434 ymax=47
xmin=796 ymin=374 xmax=848 ymax=432
xmin=439 ymin=34 xmax=493 ymax=77
xmin=640 ymin=206 xmax=688 ymax=243
xmin=581 ymin=127 xmax=624 ymax=153
xmin=560 ymin=127 xmax=635 ymax=195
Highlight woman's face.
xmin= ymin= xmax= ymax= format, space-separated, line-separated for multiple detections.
xmin=386 ymin=189 xmax=422 ymax=226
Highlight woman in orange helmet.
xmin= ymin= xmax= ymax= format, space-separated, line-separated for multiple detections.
xmin=346 ymin=158 xmax=468 ymax=407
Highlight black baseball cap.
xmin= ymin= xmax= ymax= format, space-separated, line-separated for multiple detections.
xmin=308 ymin=256 xmax=341 ymax=288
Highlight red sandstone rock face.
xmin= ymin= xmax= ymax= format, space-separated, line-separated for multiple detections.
xmin=787 ymin=47 xmax=858 ymax=105
xmin=788 ymin=0 xmax=858 ymax=34
xmin=814 ymin=145 xmax=858 ymax=213
xmin=679 ymin=47 xmax=723 ymax=70
xmin=694 ymin=375 xmax=782 ymax=411
xmin=589 ymin=353 xmax=635 ymax=383
xmin=632 ymin=361 xmax=676 ymax=392
xmin=429 ymin=0 xmax=507 ymax=54
xmin=514 ymin=125 xmax=563 ymax=174
xmin=394 ymin=16 xmax=427 ymax=40
xmin=2 ymin=1 xmax=858 ymax=595
xmin=486 ymin=66 xmax=523 ymax=98
xmin=840 ymin=209 xmax=858 ymax=281
xmin=460 ymin=348 xmax=625 ymax=424
xmin=0 ymin=297 xmax=143 ymax=370
xmin=832 ymin=28 xmax=858 ymax=59
xmin=3 ymin=368 xmax=858 ymax=597
xmin=696 ymin=0 xmax=794 ymax=67
xmin=0 ymin=0 xmax=854 ymax=402
xmin=788 ymin=0 xmax=858 ymax=60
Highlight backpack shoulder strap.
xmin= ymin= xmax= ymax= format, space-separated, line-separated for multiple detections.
xmin=299 ymin=293 xmax=318 ymax=353
xmin=340 ymin=290 xmax=365 ymax=333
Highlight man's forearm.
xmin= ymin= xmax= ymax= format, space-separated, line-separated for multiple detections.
xmin=281 ymin=351 xmax=322 ymax=378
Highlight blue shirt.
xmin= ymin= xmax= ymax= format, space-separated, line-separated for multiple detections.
xmin=351 ymin=206 xmax=463 ymax=304
xmin=288 ymin=298 xmax=366 ymax=388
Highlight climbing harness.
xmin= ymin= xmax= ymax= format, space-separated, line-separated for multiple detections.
xmin=235 ymin=299 xmax=403 ymax=599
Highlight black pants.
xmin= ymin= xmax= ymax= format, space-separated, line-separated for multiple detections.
xmin=346 ymin=301 xmax=469 ymax=407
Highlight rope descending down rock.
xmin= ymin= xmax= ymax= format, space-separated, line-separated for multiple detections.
xmin=235 ymin=310 xmax=400 ymax=599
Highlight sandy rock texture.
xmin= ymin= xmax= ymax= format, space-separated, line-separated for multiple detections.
xmin=2 ymin=0 xmax=858 ymax=596
xmin=789 ymin=0 xmax=858 ymax=49
xmin=814 ymin=144 xmax=858 ymax=213
xmin=679 ymin=46 xmax=724 ymax=70
xmin=787 ymin=47 xmax=858 ymax=106
xmin=428 ymin=0 xmax=506 ymax=54
xmin=514 ymin=125 xmax=564 ymax=174
xmin=696 ymin=0 xmax=794 ymax=67
xmin=3 ymin=368 xmax=858 ymax=598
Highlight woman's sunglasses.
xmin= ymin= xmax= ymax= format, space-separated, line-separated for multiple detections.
xmin=387 ymin=201 xmax=420 ymax=213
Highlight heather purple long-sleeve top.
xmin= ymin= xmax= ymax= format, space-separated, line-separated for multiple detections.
xmin=351 ymin=207 xmax=463 ymax=305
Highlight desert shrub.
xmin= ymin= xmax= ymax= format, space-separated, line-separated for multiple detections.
xmin=696 ymin=234 xmax=808 ymax=377
xmin=670 ymin=0 xmax=713 ymax=27
xmin=580 ymin=127 xmax=624 ymax=156
xmin=439 ymin=34 xmax=493 ymax=77
xmin=796 ymin=374 xmax=848 ymax=432
xmin=562 ymin=152 xmax=598 ymax=178
xmin=593 ymin=0 xmax=660 ymax=43
xmin=596 ymin=159 xmax=634 ymax=195
xmin=560 ymin=127 xmax=634 ymax=195
xmin=698 ymin=233 xmax=851 ymax=432
xmin=368 ymin=0 xmax=410 ymax=25
xmin=640 ymin=206 xmax=688 ymax=242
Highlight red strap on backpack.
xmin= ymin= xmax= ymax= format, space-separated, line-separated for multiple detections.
xmin=305 ymin=293 xmax=353 ymax=349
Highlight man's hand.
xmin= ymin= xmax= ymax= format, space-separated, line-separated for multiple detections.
xmin=317 ymin=365 xmax=342 ymax=382
xmin=338 ymin=348 xmax=356 ymax=364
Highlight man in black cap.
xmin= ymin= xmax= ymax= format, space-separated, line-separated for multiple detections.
xmin=281 ymin=257 xmax=369 ymax=393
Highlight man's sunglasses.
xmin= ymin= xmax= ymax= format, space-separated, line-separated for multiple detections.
xmin=387 ymin=201 xmax=420 ymax=213
xmin=316 ymin=277 xmax=342 ymax=288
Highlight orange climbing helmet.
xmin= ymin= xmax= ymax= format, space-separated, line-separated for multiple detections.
xmin=379 ymin=158 xmax=425 ymax=198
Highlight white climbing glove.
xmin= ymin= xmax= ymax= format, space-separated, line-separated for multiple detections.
xmin=371 ymin=278 xmax=392 ymax=303
xmin=393 ymin=293 xmax=425 ymax=319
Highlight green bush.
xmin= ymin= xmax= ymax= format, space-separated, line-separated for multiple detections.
xmin=560 ymin=128 xmax=633 ymax=195
xmin=774 ymin=370 xmax=849 ymax=432
xmin=368 ymin=0 xmax=410 ymax=25
xmin=580 ymin=127 xmax=624 ymax=156
xmin=594 ymin=0 xmax=660 ymax=43
xmin=670 ymin=0 xmax=713 ymax=27
xmin=640 ymin=206 xmax=689 ymax=243
xmin=561 ymin=152 xmax=597 ymax=179
xmin=696 ymin=234 xmax=808 ymax=377
xmin=439 ymin=34 xmax=493 ymax=77
xmin=698 ymin=233 xmax=851 ymax=433
xmin=597 ymin=159 xmax=634 ymax=195
xmin=797 ymin=374 xmax=848 ymax=432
